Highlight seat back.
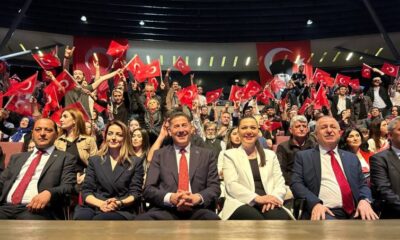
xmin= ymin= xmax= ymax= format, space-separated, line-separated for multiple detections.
xmin=0 ymin=142 xmax=24 ymax=168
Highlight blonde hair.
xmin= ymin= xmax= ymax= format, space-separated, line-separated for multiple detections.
xmin=98 ymin=120 xmax=135 ymax=169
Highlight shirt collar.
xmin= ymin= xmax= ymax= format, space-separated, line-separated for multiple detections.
xmin=319 ymin=145 xmax=339 ymax=155
xmin=33 ymin=145 xmax=55 ymax=155
xmin=174 ymin=143 xmax=191 ymax=153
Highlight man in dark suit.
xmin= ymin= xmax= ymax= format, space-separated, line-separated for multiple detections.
xmin=0 ymin=118 xmax=76 ymax=219
xmin=330 ymin=85 xmax=353 ymax=121
xmin=137 ymin=112 xmax=220 ymax=220
xmin=370 ymin=116 xmax=400 ymax=218
xmin=291 ymin=116 xmax=378 ymax=220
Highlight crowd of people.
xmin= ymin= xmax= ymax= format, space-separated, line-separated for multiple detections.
xmin=0 ymin=46 xmax=399 ymax=220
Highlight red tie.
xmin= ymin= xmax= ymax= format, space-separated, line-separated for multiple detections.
xmin=11 ymin=150 xmax=45 ymax=205
xmin=178 ymin=148 xmax=189 ymax=192
xmin=328 ymin=150 xmax=355 ymax=215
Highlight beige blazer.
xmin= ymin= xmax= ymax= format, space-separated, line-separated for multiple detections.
xmin=54 ymin=134 xmax=97 ymax=166
xmin=219 ymin=146 xmax=286 ymax=220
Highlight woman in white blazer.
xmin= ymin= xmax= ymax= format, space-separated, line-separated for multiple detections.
xmin=219 ymin=116 xmax=290 ymax=220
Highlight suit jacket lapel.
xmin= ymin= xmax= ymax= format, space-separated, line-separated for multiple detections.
xmin=39 ymin=150 xmax=59 ymax=181
xmin=99 ymin=155 xmax=115 ymax=185
xmin=7 ymin=152 xmax=31 ymax=187
xmin=312 ymin=148 xmax=322 ymax=193
xmin=189 ymin=146 xmax=200 ymax=182
xmin=168 ymin=145 xmax=178 ymax=184
xmin=388 ymin=149 xmax=400 ymax=174
xmin=113 ymin=160 xmax=128 ymax=182
xmin=238 ymin=146 xmax=256 ymax=189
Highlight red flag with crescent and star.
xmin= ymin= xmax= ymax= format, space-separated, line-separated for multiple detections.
xmin=106 ymin=40 xmax=129 ymax=59
xmin=298 ymin=98 xmax=312 ymax=115
xmin=361 ymin=63 xmax=372 ymax=78
xmin=206 ymin=88 xmax=223 ymax=104
xmin=125 ymin=55 xmax=145 ymax=76
xmin=5 ymin=94 xmax=34 ymax=116
xmin=256 ymin=40 xmax=312 ymax=87
xmin=4 ymin=72 xmax=38 ymax=97
xmin=312 ymin=68 xmax=331 ymax=85
xmin=174 ymin=56 xmax=191 ymax=75
xmin=135 ymin=60 xmax=161 ymax=81
xmin=176 ymin=84 xmax=198 ymax=109
xmin=43 ymin=70 xmax=77 ymax=109
xmin=381 ymin=62 xmax=399 ymax=77
xmin=229 ymin=85 xmax=244 ymax=102
xmin=73 ymin=37 xmax=128 ymax=83
xmin=334 ymin=73 xmax=351 ymax=86
xmin=257 ymin=88 xmax=274 ymax=105
xmin=32 ymin=48 xmax=61 ymax=70
xmin=242 ymin=80 xmax=262 ymax=100
xmin=349 ymin=79 xmax=360 ymax=90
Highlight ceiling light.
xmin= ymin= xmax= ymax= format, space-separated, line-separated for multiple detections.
xmin=375 ymin=47 xmax=383 ymax=56
xmin=209 ymin=56 xmax=214 ymax=67
xmin=185 ymin=56 xmax=189 ymax=65
xmin=221 ymin=56 xmax=226 ymax=67
xmin=332 ymin=51 xmax=341 ymax=62
xmin=319 ymin=52 xmax=327 ymax=63
xmin=359 ymin=56 xmax=363 ymax=60
xmin=139 ymin=20 xmax=145 ymax=26
xmin=146 ymin=55 xmax=151 ymax=64
xmin=197 ymin=57 xmax=202 ymax=66
xmin=160 ymin=55 xmax=163 ymax=65
xmin=346 ymin=52 xmax=353 ymax=61
xmin=173 ymin=56 xmax=176 ymax=64
xmin=80 ymin=15 xmax=87 ymax=22
xmin=307 ymin=19 xmax=313 ymax=25
xmin=233 ymin=56 xmax=238 ymax=67
xmin=245 ymin=57 xmax=251 ymax=66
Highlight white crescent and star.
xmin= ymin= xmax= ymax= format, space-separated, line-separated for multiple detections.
xmin=264 ymin=48 xmax=292 ymax=74
xmin=60 ymin=79 xmax=70 ymax=89
xmin=20 ymin=81 xmax=32 ymax=91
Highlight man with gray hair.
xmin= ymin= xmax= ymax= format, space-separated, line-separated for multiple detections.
xmin=276 ymin=115 xmax=315 ymax=186
xmin=370 ymin=116 xmax=400 ymax=218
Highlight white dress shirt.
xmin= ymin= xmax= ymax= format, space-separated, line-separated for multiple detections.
xmin=318 ymin=146 xmax=347 ymax=209
xmin=337 ymin=96 xmax=347 ymax=114
xmin=7 ymin=146 xmax=55 ymax=204
xmin=373 ymin=86 xmax=387 ymax=108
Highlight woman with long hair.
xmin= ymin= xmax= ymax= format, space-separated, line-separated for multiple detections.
xmin=131 ymin=128 xmax=150 ymax=172
xmin=54 ymin=108 xmax=98 ymax=184
xmin=367 ymin=118 xmax=389 ymax=153
xmin=73 ymin=120 xmax=144 ymax=220
xmin=219 ymin=116 xmax=290 ymax=220
xmin=339 ymin=128 xmax=372 ymax=180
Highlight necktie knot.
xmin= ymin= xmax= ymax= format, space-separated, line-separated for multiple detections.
xmin=180 ymin=148 xmax=186 ymax=154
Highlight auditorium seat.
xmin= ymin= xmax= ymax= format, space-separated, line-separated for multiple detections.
xmin=0 ymin=142 xmax=24 ymax=168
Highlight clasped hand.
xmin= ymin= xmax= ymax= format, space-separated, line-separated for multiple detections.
xmin=254 ymin=195 xmax=282 ymax=213
xmin=170 ymin=190 xmax=202 ymax=212
xmin=99 ymin=198 xmax=119 ymax=213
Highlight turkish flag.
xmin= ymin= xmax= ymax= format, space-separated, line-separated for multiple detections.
xmin=257 ymin=88 xmax=274 ymax=105
xmin=310 ymin=87 xmax=317 ymax=100
xmin=106 ymin=40 xmax=129 ymax=58
xmin=256 ymin=40 xmax=312 ymax=87
xmin=242 ymin=80 xmax=262 ymax=100
xmin=73 ymin=37 xmax=128 ymax=83
xmin=148 ymin=77 xmax=159 ymax=90
xmin=94 ymin=102 xmax=106 ymax=113
xmin=349 ymin=79 xmax=360 ymax=90
xmin=5 ymin=94 xmax=34 ymax=116
xmin=312 ymin=68 xmax=331 ymax=84
xmin=361 ymin=64 xmax=372 ymax=78
xmin=125 ymin=55 xmax=145 ymax=76
xmin=334 ymin=73 xmax=351 ymax=86
xmin=314 ymin=86 xmax=330 ymax=109
xmin=176 ymin=84 xmax=198 ymax=109
xmin=0 ymin=92 xmax=3 ymax=108
xmin=298 ymin=98 xmax=312 ymax=115
xmin=43 ymin=86 xmax=61 ymax=111
xmin=97 ymin=81 xmax=109 ymax=101
xmin=4 ymin=72 xmax=38 ymax=97
xmin=320 ymin=76 xmax=335 ymax=88
xmin=44 ymin=70 xmax=76 ymax=106
xmin=261 ymin=120 xmax=282 ymax=131
xmin=174 ymin=56 xmax=191 ymax=75
xmin=206 ymin=88 xmax=223 ymax=104
xmin=270 ymin=77 xmax=286 ymax=94
xmin=32 ymin=48 xmax=61 ymax=70
xmin=51 ymin=102 xmax=90 ymax=125
xmin=229 ymin=85 xmax=244 ymax=102
xmin=381 ymin=62 xmax=399 ymax=77
xmin=135 ymin=60 xmax=161 ymax=81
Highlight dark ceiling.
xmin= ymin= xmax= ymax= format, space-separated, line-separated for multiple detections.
xmin=1 ymin=0 xmax=400 ymax=43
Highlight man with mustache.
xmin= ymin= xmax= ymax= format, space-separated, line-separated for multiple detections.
xmin=137 ymin=112 xmax=220 ymax=220
xmin=291 ymin=116 xmax=378 ymax=220
xmin=0 ymin=118 xmax=76 ymax=219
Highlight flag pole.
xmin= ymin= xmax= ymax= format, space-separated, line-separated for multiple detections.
xmin=3 ymin=95 xmax=15 ymax=109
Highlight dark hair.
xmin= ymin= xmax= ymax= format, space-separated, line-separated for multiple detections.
xmin=238 ymin=116 xmax=266 ymax=167
xmin=168 ymin=111 xmax=191 ymax=124
xmin=369 ymin=118 xmax=387 ymax=150
xmin=132 ymin=128 xmax=150 ymax=158
xmin=339 ymin=128 xmax=370 ymax=152
xmin=225 ymin=127 xmax=240 ymax=150
xmin=35 ymin=117 xmax=58 ymax=132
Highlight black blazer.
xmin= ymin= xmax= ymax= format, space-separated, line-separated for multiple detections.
xmin=0 ymin=149 xmax=77 ymax=215
xmin=370 ymin=148 xmax=400 ymax=218
xmin=143 ymin=145 xmax=220 ymax=209
xmin=81 ymin=155 xmax=144 ymax=218
xmin=330 ymin=95 xmax=353 ymax=121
